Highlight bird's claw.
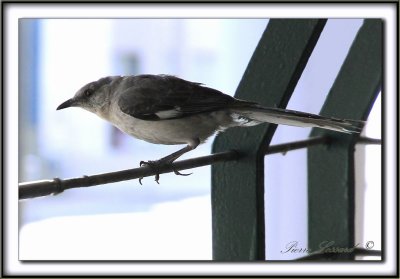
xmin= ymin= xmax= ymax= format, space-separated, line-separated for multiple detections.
xmin=173 ymin=169 xmax=192 ymax=176
xmin=139 ymin=160 xmax=161 ymax=184
xmin=139 ymin=160 xmax=149 ymax=167
xmin=138 ymin=160 xmax=192 ymax=184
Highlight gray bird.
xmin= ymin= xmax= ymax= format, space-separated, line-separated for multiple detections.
xmin=57 ymin=74 xmax=364 ymax=183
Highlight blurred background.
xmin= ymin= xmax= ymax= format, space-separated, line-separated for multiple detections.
xmin=18 ymin=19 xmax=381 ymax=260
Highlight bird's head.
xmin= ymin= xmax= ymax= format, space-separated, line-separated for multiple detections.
xmin=56 ymin=76 xmax=119 ymax=118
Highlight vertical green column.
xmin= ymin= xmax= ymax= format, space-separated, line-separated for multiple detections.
xmin=308 ymin=19 xmax=382 ymax=259
xmin=212 ymin=19 xmax=327 ymax=260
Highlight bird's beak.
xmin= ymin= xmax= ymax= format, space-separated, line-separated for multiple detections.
xmin=56 ymin=98 xmax=77 ymax=110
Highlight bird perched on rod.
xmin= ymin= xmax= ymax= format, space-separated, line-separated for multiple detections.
xmin=57 ymin=74 xmax=364 ymax=183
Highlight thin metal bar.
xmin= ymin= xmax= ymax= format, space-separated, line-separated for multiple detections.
xmin=19 ymin=150 xmax=239 ymax=200
xmin=18 ymin=136 xmax=326 ymax=200
xmin=265 ymin=136 xmax=329 ymax=155
xmin=19 ymin=134 xmax=381 ymax=200
xmin=265 ymin=136 xmax=381 ymax=156
xmin=357 ymin=136 xmax=382 ymax=145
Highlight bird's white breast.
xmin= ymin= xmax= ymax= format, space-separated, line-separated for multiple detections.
xmin=109 ymin=106 xmax=233 ymax=145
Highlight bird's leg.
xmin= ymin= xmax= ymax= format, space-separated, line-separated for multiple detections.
xmin=139 ymin=139 xmax=200 ymax=184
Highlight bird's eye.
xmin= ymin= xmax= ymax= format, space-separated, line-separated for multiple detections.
xmin=84 ymin=89 xmax=94 ymax=97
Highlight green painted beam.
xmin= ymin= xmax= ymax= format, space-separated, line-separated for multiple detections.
xmin=308 ymin=19 xmax=382 ymax=259
xmin=211 ymin=19 xmax=327 ymax=261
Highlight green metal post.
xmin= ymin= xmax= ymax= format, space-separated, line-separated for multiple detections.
xmin=308 ymin=19 xmax=382 ymax=260
xmin=212 ymin=19 xmax=327 ymax=261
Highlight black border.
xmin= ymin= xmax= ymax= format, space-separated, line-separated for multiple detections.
xmin=2 ymin=1 xmax=398 ymax=278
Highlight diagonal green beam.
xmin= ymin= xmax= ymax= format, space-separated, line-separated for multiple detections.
xmin=308 ymin=19 xmax=382 ymax=259
xmin=211 ymin=19 xmax=327 ymax=261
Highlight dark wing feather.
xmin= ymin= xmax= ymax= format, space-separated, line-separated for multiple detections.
xmin=117 ymin=75 xmax=238 ymax=120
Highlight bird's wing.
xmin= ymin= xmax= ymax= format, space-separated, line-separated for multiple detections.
xmin=117 ymin=75 xmax=239 ymax=120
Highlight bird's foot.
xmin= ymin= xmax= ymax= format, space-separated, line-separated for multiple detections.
xmin=139 ymin=159 xmax=192 ymax=185
xmin=139 ymin=160 xmax=161 ymax=184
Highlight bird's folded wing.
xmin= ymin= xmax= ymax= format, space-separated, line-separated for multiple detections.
xmin=117 ymin=75 xmax=238 ymax=120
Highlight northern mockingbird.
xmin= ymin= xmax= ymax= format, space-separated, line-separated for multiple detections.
xmin=57 ymin=74 xmax=364 ymax=183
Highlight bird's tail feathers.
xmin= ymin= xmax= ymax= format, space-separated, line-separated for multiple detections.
xmin=231 ymin=105 xmax=365 ymax=134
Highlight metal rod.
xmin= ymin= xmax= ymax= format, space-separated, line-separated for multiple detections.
xmin=19 ymin=150 xmax=239 ymax=200
xmin=357 ymin=136 xmax=382 ymax=145
xmin=265 ymin=136 xmax=381 ymax=156
xmin=265 ymin=136 xmax=329 ymax=155
xmin=19 ymin=135 xmax=381 ymax=200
